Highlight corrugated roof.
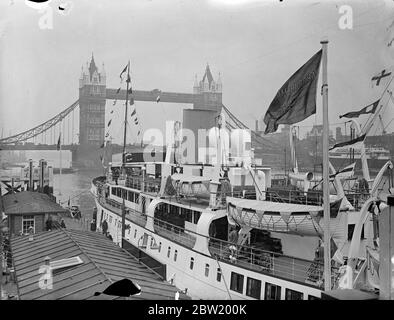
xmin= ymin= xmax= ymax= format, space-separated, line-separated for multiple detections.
xmin=2 ymin=192 xmax=69 ymax=215
xmin=11 ymin=229 xmax=186 ymax=300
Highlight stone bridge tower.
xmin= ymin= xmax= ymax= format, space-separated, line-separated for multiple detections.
xmin=78 ymin=54 xmax=106 ymax=146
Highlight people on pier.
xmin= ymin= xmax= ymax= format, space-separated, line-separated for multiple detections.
xmin=46 ymin=216 xmax=53 ymax=231
xmin=60 ymin=219 xmax=66 ymax=229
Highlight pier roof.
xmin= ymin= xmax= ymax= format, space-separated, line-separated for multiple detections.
xmin=2 ymin=191 xmax=69 ymax=215
xmin=10 ymin=229 xmax=185 ymax=300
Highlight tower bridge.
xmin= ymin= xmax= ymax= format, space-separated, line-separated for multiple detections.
xmin=0 ymin=54 xmax=279 ymax=167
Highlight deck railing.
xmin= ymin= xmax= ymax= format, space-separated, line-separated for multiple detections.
xmin=207 ymin=238 xmax=341 ymax=290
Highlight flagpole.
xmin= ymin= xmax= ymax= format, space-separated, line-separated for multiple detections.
xmin=59 ymin=122 xmax=62 ymax=196
xmin=121 ymin=61 xmax=130 ymax=248
xmin=122 ymin=60 xmax=130 ymax=172
xmin=321 ymin=40 xmax=331 ymax=291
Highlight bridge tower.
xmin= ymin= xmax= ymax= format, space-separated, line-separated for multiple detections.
xmin=78 ymin=54 xmax=106 ymax=147
xmin=183 ymin=64 xmax=222 ymax=162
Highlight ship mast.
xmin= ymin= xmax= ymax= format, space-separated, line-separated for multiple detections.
xmin=121 ymin=60 xmax=131 ymax=243
xmin=321 ymin=40 xmax=331 ymax=291
xmin=122 ymin=60 xmax=131 ymax=171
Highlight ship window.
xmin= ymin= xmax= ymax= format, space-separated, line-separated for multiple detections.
xmin=134 ymin=229 xmax=137 ymax=238
xmin=285 ymin=288 xmax=304 ymax=300
xmin=205 ymin=264 xmax=210 ymax=277
xmin=22 ymin=215 xmax=35 ymax=234
xmin=186 ymin=209 xmax=192 ymax=222
xmin=193 ymin=211 xmax=201 ymax=224
xmin=264 ymin=282 xmax=281 ymax=300
xmin=246 ymin=277 xmax=261 ymax=299
xmin=111 ymin=188 xmax=115 ymax=195
xmin=216 ymin=268 xmax=222 ymax=282
xmin=158 ymin=242 xmax=162 ymax=252
xmin=167 ymin=246 xmax=171 ymax=258
xmin=230 ymin=272 xmax=244 ymax=293
xmin=174 ymin=250 xmax=178 ymax=262
xmin=348 ymin=224 xmax=365 ymax=240
xmin=190 ymin=257 xmax=194 ymax=270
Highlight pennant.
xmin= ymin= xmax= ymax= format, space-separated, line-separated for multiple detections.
xmin=329 ymin=134 xmax=366 ymax=152
xmin=263 ymin=50 xmax=322 ymax=134
xmin=119 ymin=65 xmax=128 ymax=82
xmin=94 ymin=279 xmax=141 ymax=297
xmin=110 ymin=110 xmax=114 ymax=114
xmin=113 ymin=100 xmax=117 ymax=106
xmin=107 ymin=119 xmax=112 ymax=127
xmin=105 ymin=132 xmax=109 ymax=138
xmin=163 ymin=176 xmax=176 ymax=196
xmin=100 ymin=141 xmax=105 ymax=148
xmin=329 ymin=162 xmax=356 ymax=179
xmin=371 ymin=69 xmax=392 ymax=86
xmin=129 ymin=97 xmax=134 ymax=105
xmin=128 ymin=88 xmax=133 ymax=94
xmin=137 ymin=130 xmax=140 ymax=136
xmin=339 ymin=100 xmax=380 ymax=119
xmin=156 ymin=95 xmax=160 ymax=103
xmin=116 ymin=87 xmax=121 ymax=94
xmin=56 ymin=133 xmax=61 ymax=151
xmin=130 ymin=109 xmax=136 ymax=117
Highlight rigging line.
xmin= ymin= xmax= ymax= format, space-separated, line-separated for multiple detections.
xmin=213 ymin=255 xmax=232 ymax=300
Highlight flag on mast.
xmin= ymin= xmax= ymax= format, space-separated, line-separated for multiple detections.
xmin=56 ymin=133 xmax=61 ymax=151
xmin=263 ymin=50 xmax=322 ymax=134
xmin=119 ymin=65 xmax=128 ymax=82
xmin=329 ymin=162 xmax=356 ymax=179
xmin=329 ymin=134 xmax=366 ymax=152
xmin=339 ymin=100 xmax=380 ymax=119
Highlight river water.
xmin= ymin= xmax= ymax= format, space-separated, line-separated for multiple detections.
xmin=52 ymin=169 xmax=103 ymax=221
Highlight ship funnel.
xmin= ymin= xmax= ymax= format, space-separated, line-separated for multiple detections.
xmin=288 ymin=171 xmax=314 ymax=182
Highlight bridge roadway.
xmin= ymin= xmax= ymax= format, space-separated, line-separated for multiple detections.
xmin=105 ymin=88 xmax=197 ymax=104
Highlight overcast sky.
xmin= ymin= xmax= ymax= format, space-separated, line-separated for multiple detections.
xmin=1 ymin=0 xmax=394 ymax=144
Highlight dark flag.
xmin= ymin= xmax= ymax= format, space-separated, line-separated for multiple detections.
xmin=134 ymin=118 xmax=138 ymax=125
xmin=128 ymin=88 xmax=132 ymax=94
xmin=105 ymin=132 xmax=109 ymax=138
xmin=56 ymin=133 xmax=61 ymax=151
xmin=329 ymin=133 xmax=366 ymax=152
xmin=94 ymin=279 xmax=141 ymax=297
xmin=119 ymin=65 xmax=128 ymax=82
xmin=339 ymin=100 xmax=380 ymax=119
xmin=156 ymin=95 xmax=160 ymax=103
xmin=110 ymin=110 xmax=114 ymax=114
xmin=137 ymin=130 xmax=140 ymax=136
xmin=116 ymin=87 xmax=121 ymax=94
xmin=130 ymin=109 xmax=136 ymax=117
xmin=329 ymin=162 xmax=356 ymax=179
xmin=107 ymin=119 xmax=112 ymax=127
xmin=372 ymin=69 xmax=392 ymax=86
xmin=263 ymin=50 xmax=322 ymax=134
xmin=100 ymin=141 xmax=105 ymax=148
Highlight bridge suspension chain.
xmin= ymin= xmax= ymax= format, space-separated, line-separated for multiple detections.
xmin=0 ymin=100 xmax=79 ymax=145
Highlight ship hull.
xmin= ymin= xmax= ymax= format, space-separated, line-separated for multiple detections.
xmin=91 ymin=182 xmax=324 ymax=300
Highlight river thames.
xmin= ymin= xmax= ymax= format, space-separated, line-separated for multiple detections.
xmin=52 ymin=169 xmax=104 ymax=221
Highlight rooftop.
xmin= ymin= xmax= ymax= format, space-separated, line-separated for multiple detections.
xmin=2 ymin=191 xmax=69 ymax=215
xmin=10 ymin=229 xmax=186 ymax=300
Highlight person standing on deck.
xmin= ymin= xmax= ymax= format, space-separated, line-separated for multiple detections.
xmin=102 ymin=219 xmax=108 ymax=235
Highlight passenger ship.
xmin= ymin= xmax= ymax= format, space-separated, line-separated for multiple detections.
xmin=91 ymin=156 xmax=333 ymax=300
xmin=90 ymin=47 xmax=393 ymax=300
